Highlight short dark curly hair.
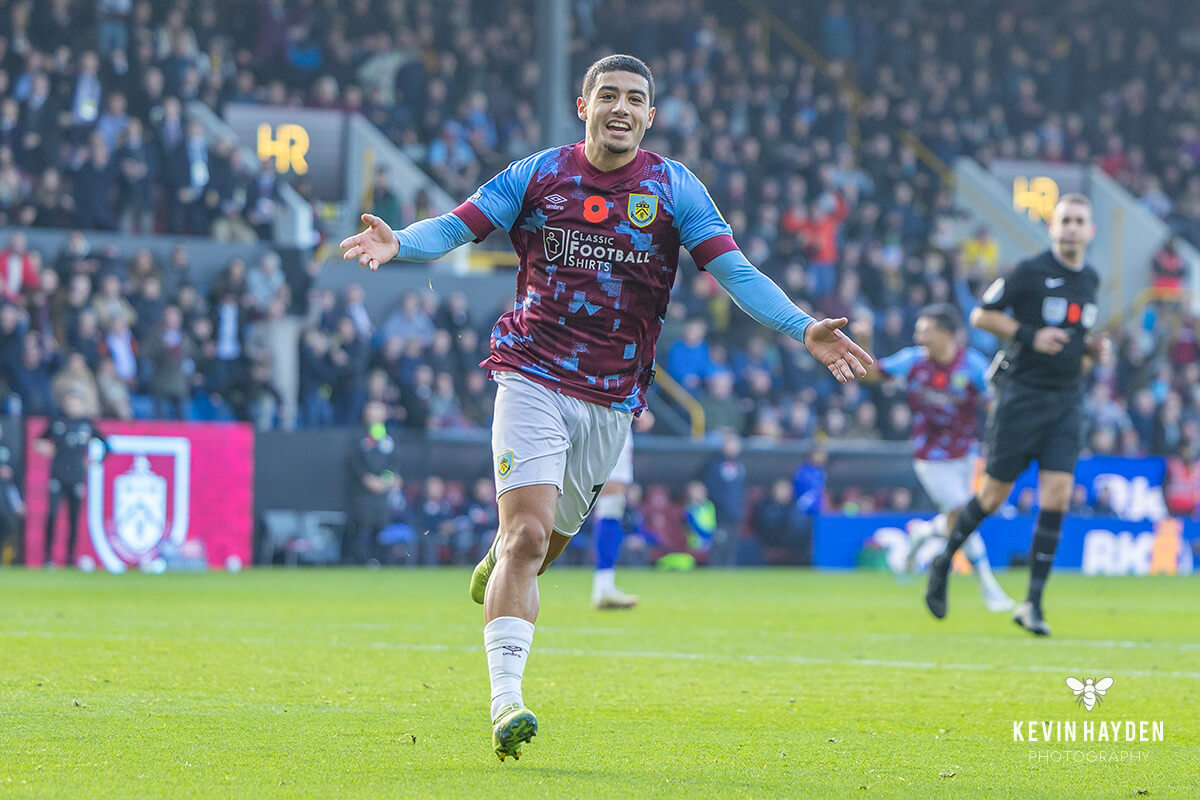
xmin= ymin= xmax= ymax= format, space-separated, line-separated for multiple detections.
xmin=919 ymin=303 xmax=963 ymax=334
xmin=582 ymin=54 xmax=655 ymax=105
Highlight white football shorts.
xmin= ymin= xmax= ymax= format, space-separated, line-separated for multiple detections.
xmin=913 ymin=456 xmax=974 ymax=513
xmin=491 ymin=371 xmax=633 ymax=536
xmin=608 ymin=430 xmax=634 ymax=485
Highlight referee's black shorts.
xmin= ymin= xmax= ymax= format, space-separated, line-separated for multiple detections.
xmin=985 ymin=379 xmax=1085 ymax=482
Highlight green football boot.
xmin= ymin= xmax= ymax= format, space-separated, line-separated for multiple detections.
xmin=469 ymin=538 xmax=498 ymax=604
xmin=492 ymin=703 xmax=537 ymax=762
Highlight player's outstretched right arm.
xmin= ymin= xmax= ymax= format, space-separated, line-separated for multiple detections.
xmin=340 ymin=212 xmax=475 ymax=271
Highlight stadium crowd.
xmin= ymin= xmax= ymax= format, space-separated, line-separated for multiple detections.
xmin=3 ymin=0 xmax=1200 ymax=538
xmin=793 ymin=0 xmax=1200 ymax=248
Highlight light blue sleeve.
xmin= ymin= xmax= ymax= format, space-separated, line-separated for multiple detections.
xmin=463 ymin=148 xmax=551 ymax=233
xmin=662 ymin=159 xmax=734 ymax=252
xmin=878 ymin=346 xmax=924 ymax=378
xmin=705 ymin=250 xmax=814 ymax=343
xmin=391 ymin=213 xmax=475 ymax=261
xmin=965 ymin=348 xmax=993 ymax=394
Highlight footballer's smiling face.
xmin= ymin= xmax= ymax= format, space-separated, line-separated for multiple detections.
xmin=578 ymin=71 xmax=655 ymax=157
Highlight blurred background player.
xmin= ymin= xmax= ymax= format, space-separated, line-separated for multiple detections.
xmin=925 ymin=195 xmax=1111 ymax=635
xmin=340 ymin=54 xmax=873 ymax=762
xmin=590 ymin=410 xmax=653 ymax=609
xmin=36 ymin=391 xmax=107 ymax=569
xmin=854 ymin=305 xmax=1014 ymax=612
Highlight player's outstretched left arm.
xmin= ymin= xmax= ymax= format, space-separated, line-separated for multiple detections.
xmin=340 ymin=212 xmax=475 ymax=271
xmin=706 ymin=250 xmax=872 ymax=383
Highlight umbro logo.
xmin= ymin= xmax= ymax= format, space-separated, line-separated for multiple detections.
xmin=1045 ymin=277 xmax=1065 ymax=288
xmin=545 ymin=194 xmax=568 ymax=204
xmin=501 ymin=645 xmax=525 ymax=657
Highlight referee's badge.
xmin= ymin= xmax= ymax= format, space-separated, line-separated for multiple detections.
xmin=1042 ymin=296 xmax=1068 ymax=325
xmin=497 ymin=451 xmax=514 ymax=480
xmin=981 ymin=278 xmax=1005 ymax=304
xmin=628 ymin=193 xmax=658 ymax=227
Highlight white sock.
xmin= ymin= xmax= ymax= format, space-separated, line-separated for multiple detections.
xmin=932 ymin=513 xmax=948 ymax=537
xmin=485 ymin=616 xmax=535 ymax=720
xmin=592 ymin=568 xmax=615 ymax=597
xmin=963 ymin=532 xmax=999 ymax=587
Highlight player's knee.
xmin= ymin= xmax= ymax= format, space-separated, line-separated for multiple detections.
xmin=976 ymin=483 xmax=1008 ymax=514
xmin=1038 ymin=476 xmax=1073 ymax=512
xmin=1040 ymin=490 xmax=1071 ymax=513
xmin=498 ymin=516 xmax=551 ymax=565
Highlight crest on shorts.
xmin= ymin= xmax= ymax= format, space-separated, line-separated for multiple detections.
xmin=628 ymin=193 xmax=658 ymax=228
xmin=497 ymin=451 xmax=514 ymax=480
xmin=1042 ymin=296 xmax=1068 ymax=326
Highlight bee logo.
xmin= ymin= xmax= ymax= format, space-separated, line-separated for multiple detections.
xmin=1065 ymin=676 xmax=1113 ymax=711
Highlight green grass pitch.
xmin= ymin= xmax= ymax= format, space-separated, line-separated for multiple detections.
xmin=2 ymin=567 xmax=1197 ymax=799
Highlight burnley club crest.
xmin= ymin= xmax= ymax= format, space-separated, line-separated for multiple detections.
xmin=628 ymin=193 xmax=658 ymax=228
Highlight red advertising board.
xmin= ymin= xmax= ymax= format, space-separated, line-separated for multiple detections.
xmin=25 ymin=419 xmax=254 ymax=572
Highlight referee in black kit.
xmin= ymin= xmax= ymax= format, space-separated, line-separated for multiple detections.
xmin=36 ymin=391 xmax=108 ymax=568
xmin=925 ymin=194 xmax=1111 ymax=635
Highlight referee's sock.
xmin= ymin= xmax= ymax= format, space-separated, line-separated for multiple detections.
xmin=939 ymin=497 xmax=990 ymax=563
xmin=1027 ymin=510 xmax=1064 ymax=609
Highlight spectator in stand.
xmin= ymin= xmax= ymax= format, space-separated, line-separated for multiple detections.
xmin=331 ymin=315 xmax=369 ymax=425
xmin=11 ymin=332 xmax=57 ymax=416
xmin=1165 ymin=442 xmax=1200 ymax=518
xmin=702 ymin=431 xmax=748 ymax=567
xmin=50 ymin=352 xmax=101 ymax=417
xmin=960 ymin=226 xmax=999 ymax=280
xmin=115 ymin=118 xmax=154 ymax=235
xmin=102 ymin=315 xmax=138 ymax=387
xmin=752 ymin=479 xmax=812 ymax=565
xmin=0 ymin=232 xmax=41 ymax=301
xmin=699 ymin=370 xmax=746 ymax=435
xmin=130 ymin=275 xmax=166 ymax=341
xmin=463 ymin=476 xmax=499 ymax=564
xmin=668 ymin=318 xmax=713 ymax=391
xmin=144 ymin=305 xmax=195 ymax=419
xmin=381 ymin=293 xmax=434 ymax=346
xmin=682 ymin=480 xmax=716 ymax=557
xmin=793 ymin=448 xmax=827 ymax=517
xmin=1151 ymin=237 xmax=1186 ymax=293
xmin=91 ymin=274 xmax=135 ymax=331
xmin=342 ymin=283 xmax=372 ymax=339
xmin=415 ymin=475 xmax=459 ymax=566
xmin=246 ymin=251 xmax=286 ymax=311
xmin=298 ymin=328 xmax=337 ymax=428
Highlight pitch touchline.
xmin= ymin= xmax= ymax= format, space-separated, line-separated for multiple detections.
xmin=18 ymin=615 xmax=1200 ymax=653
xmin=5 ymin=628 xmax=1199 ymax=680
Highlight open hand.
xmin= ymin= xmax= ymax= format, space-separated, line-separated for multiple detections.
xmin=803 ymin=317 xmax=873 ymax=383
xmin=340 ymin=213 xmax=400 ymax=271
